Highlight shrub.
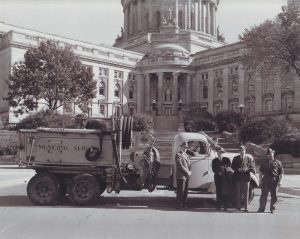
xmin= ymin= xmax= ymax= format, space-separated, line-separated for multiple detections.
xmin=271 ymin=133 xmax=300 ymax=157
xmin=16 ymin=110 xmax=77 ymax=129
xmin=214 ymin=111 xmax=244 ymax=133
xmin=0 ymin=131 xmax=18 ymax=155
xmin=239 ymin=117 xmax=288 ymax=144
xmin=133 ymin=114 xmax=152 ymax=131
xmin=184 ymin=103 xmax=215 ymax=132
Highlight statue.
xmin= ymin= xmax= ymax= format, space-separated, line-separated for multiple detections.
xmin=164 ymin=78 xmax=172 ymax=102
xmin=162 ymin=6 xmax=176 ymax=26
xmin=217 ymin=26 xmax=225 ymax=43
xmin=121 ymin=27 xmax=124 ymax=37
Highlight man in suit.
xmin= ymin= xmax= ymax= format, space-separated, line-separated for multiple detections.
xmin=232 ymin=145 xmax=256 ymax=212
xmin=175 ymin=141 xmax=192 ymax=210
xmin=212 ymin=147 xmax=232 ymax=210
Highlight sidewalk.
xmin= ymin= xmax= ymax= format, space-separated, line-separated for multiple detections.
xmin=279 ymin=174 xmax=300 ymax=197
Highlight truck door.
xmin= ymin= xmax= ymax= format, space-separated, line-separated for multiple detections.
xmin=187 ymin=140 xmax=210 ymax=189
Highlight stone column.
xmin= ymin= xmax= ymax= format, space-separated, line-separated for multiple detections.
xmin=144 ymin=74 xmax=151 ymax=113
xmin=193 ymin=2 xmax=198 ymax=31
xmin=129 ymin=3 xmax=133 ymax=35
xmin=184 ymin=2 xmax=188 ymax=29
xmin=124 ymin=7 xmax=128 ymax=36
xmin=137 ymin=0 xmax=142 ymax=32
xmin=149 ymin=1 xmax=153 ymax=30
xmin=157 ymin=72 xmax=164 ymax=116
xmin=223 ymin=67 xmax=229 ymax=111
xmin=136 ymin=73 xmax=144 ymax=114
xmin=206 ymin=1 xmax=211 ymax=34
xmin=186 ymin=74 xmax=192 ymax=105
xmin=173 ymin=72 xmax=179 ymax=115
xmin=213 ymin=5 xmax=217 ymax=36
xmin=198 ymin=0 xmax=202 ymax=31
xmin=201 ymin=0 xmax=205 ymax=31
xmin=175 ymin=0 xmax=179 ymax=27
xmin=238 ymin=65 xmax=245 ymax=107
xmin=187 ymin=0 xmax=191 ymax=29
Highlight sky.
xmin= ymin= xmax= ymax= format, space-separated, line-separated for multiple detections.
xmin=0 ymin=0 xmax=287 ymax=46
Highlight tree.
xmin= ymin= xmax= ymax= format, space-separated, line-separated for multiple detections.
xmin=214 ymin=111 xmax=244 ymax=133
xmin=240 ymin=4 xmax=300 ymax=79
xmin=4 ymin=40 xmax=97 ymax=115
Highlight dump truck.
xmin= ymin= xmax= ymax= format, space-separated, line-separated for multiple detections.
xmin=15 ymin=115 xmax=259 ymax=206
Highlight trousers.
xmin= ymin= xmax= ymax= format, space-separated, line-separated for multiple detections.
xmin=176 ymin=178 xmax=189 ymax=209
xmin=259 ymin=176 xmax=279 ymax=211
xmin=235 ymin=181 xmax=249 ymax=209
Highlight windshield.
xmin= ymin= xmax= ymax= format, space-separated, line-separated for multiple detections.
xmin=187 ymin=140 xmax=208 ymax=155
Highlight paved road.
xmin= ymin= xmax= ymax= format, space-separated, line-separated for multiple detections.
xmin=0 ymin=168 xmax=299 ymax=239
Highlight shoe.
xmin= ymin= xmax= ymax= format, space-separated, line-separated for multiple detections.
xmin=244 ymin=209 xmax=249 ymax=213
xmin=224 ymin=208 xmax=228 ymax=211
xmin=216 ymin=207 xmax=221 ymax=211
xmin=257 ymin=209 xmax=264 ymax=213
xmin=270 ymin=210 xmax=275 ymax=214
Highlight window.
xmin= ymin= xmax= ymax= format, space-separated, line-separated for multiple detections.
xmin=247 ymin=102 xmax=254 ymax=115
xmin=156 ymin=11 xmax=161 ymax=29
xmin=114 ymin=84 xmax=121 ymax=98
xmin=99 ymin=105 xmax=105 ymax=115
xmin=129 ymin=89 xmax=134 ymax=100
xmin=99 ymin=67 xmax=109 ymax=77
xmin=187 ymin=141 xmax=207 ymax=155
xmin=115 ymin=106 xmax=121 ymax=117
xmin=114 ymin=70 xmax=123 ymax=79
xmin=265 ymin=99 xmax=273 ymax=112
xmin=99 ymin=81 xmax=105 ymax=96
xmin=203 ymin=85 xmax=208 ymax=100
xmin=178 ymin=11 xmax=183 ymax=29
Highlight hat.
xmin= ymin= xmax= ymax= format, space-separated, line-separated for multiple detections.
xmin=266 ymin=147 xmax=275 ymax=155
xmin=180 ymin=142 xmax=188 ymax=147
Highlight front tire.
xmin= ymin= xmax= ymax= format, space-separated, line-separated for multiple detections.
xmin=27 ymin=173 xmax=60 ymax=206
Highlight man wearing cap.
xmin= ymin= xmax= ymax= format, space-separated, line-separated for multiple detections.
xmin=258 ymin=148 xmax=283 ymax=213
xmin=212 ymin=147 xmax=232 ymax=210
xmin=232 ymin=145 xmax=256 ymax=212
xmin=175 ymin=141 xmax=192 ymax=210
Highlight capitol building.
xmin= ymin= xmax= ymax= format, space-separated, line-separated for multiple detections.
xmin=0 ymin=0 xmax=299 ymax=130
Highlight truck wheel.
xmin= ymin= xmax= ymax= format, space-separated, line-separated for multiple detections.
xmin=27 ymin=173 xmax=60 ymax=206
xmin=68 ymin=174 xmax=100 ymax=206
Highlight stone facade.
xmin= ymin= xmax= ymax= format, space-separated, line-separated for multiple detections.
xmin=0 ymin=0 xmax=299 ymax=128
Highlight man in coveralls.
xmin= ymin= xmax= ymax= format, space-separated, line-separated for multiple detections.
xmin=258 ymin=148 xmax=283 ymax=213
xmin=175 ymin=141 xmax=192 ymax=210
xmin=212 ymin=147 xmax=231 ymax=210
xmin=232 ymin=145 xmax=256 ymax=212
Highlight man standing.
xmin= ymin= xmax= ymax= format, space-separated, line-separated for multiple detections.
xmin=212 ymin=147 xmax=232 ymax=210
xmin=258 ymin=148 xmax=283 ymax=213
xmin=175 ymin=141 xmax=192 ymax=210
xmin=232 ymin=145 xmax=256 ymax=212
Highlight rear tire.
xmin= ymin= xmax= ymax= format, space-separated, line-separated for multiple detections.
xmin=27 ymin=173 xmax=60 ymax=206
xmin=68 ymin=174 xmax=100 ymax=206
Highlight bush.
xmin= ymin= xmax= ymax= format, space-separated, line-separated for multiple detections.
xmin=271 ymin=133 xmax=300 ymax=157
xmin=16 ymin=110 xmax=77 ymax=129
xmin=184 ymin=103 xmax=215 ymax=132
xmin=0 ymin=131 xmax=18 ymax=155
xmin=239 ymin=117 xmax=288 ymax=144
xmin=133 ymin=114 xmax=152 ymax=131
xmin=214 ymin=111 xmax=244 ymax=133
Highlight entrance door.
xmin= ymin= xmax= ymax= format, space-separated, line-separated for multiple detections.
xmin=164 ymin=107 xmax=172 ymax=116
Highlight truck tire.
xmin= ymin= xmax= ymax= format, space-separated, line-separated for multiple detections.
xmin=27 ymin=173 xmax=61 ymax=206
xmin=68 ymin=174 xmax=100 ymax=206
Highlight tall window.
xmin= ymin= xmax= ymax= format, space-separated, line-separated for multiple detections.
xmin=114 ymin=84 xmax=121 ymax=98
xmin=99 ymin=67 xmax=109 ymax=77
xmin=99 ymin=104 xmax=105 ymax=116
xmin=99 ymin=81 xmax=105 ymax=97
xmin=203 ymin=85 xmax=208 ymax=100
xmin=156 ymin=11 xmax=161 ymax=30
xmin=114 ymin=70 xmax=124 ymax=79
xmin=265 ymin=99 xmax=273 ymax=112
xmin=145 ymin=12 xmax=150 ymax=30
xmin=129 ymin=89 xmax=134 ymax=100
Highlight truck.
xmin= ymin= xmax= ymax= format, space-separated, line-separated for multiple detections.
xmin=15 ymin=115 xmax=259 ymax=206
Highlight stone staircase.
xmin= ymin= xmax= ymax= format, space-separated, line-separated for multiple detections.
xmin=154 ymin=116 xmax=178 ymax=132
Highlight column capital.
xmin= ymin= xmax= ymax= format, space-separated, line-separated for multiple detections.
xmin=157 ymin=72 xmax=164 ymax=78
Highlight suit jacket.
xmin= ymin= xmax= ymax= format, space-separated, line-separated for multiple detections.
xmin=175 ymin=151 xmax=191 ymax=179
xmin=232 ymin=154 xmax=255 ymax=182
xmin=212 ymin=156 xmax=231 ymax=181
